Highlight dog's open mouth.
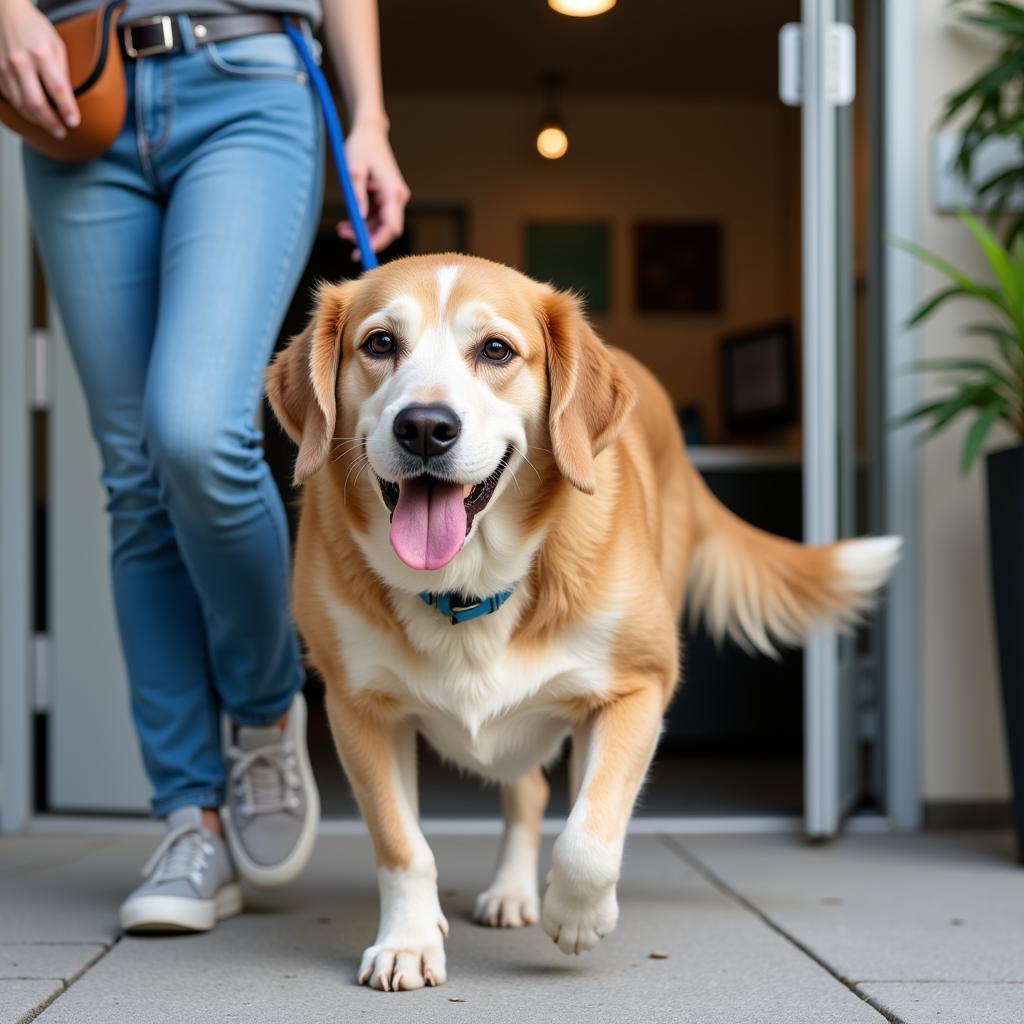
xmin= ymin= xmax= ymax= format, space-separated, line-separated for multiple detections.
xmin=376 ymin=446 xmax=513 ymax=571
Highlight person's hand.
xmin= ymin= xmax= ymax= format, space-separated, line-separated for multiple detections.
xmin=337 ymin=116 xmax=410 ymax=260
xmin=0 ymin=0 xmax=79 ymax=138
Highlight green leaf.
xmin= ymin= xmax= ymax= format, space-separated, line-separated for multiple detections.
xmin=961 ymin=12 xmax=1024 ymax=35
xmin=922 ymin=383 xmax=1002 ymax=440
xmin=963 ymin=322 xmax=1024 ymax=362
xmin=960 ymin=211 xmax=1022 ymax=311
xmin=989 ymin=1 xmax=1024 ymax=20
xmin=890 ymin=238 xmax=1007 ymax=314
xmin=975 ymin=162 xmax=1024 ymax=195
xmin=1007 ymin=215 xmax=1024 ymax=249
xmin=961 ymin=399 xmax=1008 ymax=472
xmin=944 ymin=51 xmax=1024 ymax=120
xmin=905 ymin=286 xmax=977 ymax=326
xmin=896 ymin=399 xmax=957 ymax=427
xmin=908 ymin=356 xmax=1017 ymax=390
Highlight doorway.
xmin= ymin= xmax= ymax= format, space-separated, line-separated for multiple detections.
xmin=2 ymin=0 xmax=915 ymax=832
xmin=265 ymin=0 xmax=883 ymax=822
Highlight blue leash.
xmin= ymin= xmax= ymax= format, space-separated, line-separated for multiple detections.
xmin=284 ymin=19 xmax=379 ymax=272
xmin=285 ymin=23 xmax=515 ymax=625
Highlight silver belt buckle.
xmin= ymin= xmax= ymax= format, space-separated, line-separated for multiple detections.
xmin=123 ymin=15 xmax=175 ymax=58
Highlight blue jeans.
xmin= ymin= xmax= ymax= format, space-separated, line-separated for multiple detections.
xmin=24 ymin=24 xmax=324 ymax=817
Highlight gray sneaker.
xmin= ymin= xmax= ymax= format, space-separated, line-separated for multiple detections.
xmin=119 ymin=806 xmax=242 ymax=934
xmin=221 ymin=691 xmax=319 ymax=888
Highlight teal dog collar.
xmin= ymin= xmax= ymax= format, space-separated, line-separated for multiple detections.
xmin=419 ymin=588 xmax=515 ymax=625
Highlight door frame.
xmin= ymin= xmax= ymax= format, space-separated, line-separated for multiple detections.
xmin=801 ymin=0 xmax=844 ymax=837
xmin=878 ymin=0 xmax=922 ymax=831
xmin=802 ymin=0 xmax=922 ymax=836
xmin=0 ymin=130 xmax=33 ymax=832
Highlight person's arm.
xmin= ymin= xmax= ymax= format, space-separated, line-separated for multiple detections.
xmin=321 ymin=0 xmax=409 ymax=257
xmin=0 ymin=0 xmax=79 ymax=138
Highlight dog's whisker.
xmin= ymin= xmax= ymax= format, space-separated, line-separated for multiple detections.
xmin=342 ymin=462 xmax=365 ymax=504
xmin=332 ymin=439 xmax=365 ymax=457
xmin=512 ymin=444 xmax=543 ymax=483
xmin=329 ymin=436 xmax=366 ymax=464
xmin=343 ymin=454 xmax=369 ymax=502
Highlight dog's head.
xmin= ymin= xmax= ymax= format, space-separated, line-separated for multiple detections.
xmin=267 ymin=255 xmax=635 ymax=575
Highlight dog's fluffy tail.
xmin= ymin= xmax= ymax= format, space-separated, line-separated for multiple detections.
xmin=684 ymin=472 xmax=901 ymax=657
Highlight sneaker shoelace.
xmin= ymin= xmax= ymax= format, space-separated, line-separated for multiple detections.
xmin=142 ymin=823 xmax=214 ymax=886
xmin=227 ymin=740 xmax=301 ymax=819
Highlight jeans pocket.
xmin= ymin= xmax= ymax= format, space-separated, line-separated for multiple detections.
xmin=203 ymin=33 xmax=306 ymax=82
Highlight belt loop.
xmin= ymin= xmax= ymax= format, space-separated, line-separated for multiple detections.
xmin=177 ymin=14 xmax=196 ymax=53
xmin=298 ymin=18 xmax=322 ymax=64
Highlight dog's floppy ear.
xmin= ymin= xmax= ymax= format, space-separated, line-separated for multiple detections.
xmin=542 ymin=289 xmax=637 ymax=494
xmin=266 ymin=281 xmax=353 ymax=486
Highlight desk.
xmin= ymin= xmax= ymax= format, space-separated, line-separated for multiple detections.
xmin=666 ymin=447 xmax=804 ymax=750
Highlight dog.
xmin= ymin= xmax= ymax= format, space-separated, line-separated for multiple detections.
xmin=266 ymin=253 xmax=900 ymax=992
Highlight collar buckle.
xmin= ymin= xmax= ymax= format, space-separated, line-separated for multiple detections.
xmin=419 ymin=587 xmax=514 ymax=625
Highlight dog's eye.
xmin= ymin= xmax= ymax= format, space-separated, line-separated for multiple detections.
xmin=481 ymin=338 xmax=514 ymax=363
xmin=364 ymin=331 xmax=397 ymax=357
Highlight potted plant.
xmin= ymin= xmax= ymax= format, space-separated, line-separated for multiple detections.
xmin=897 ymin=212 xmax=1024 ymax=858
xmin=943 ymin=0 xmax=1024 ymax=240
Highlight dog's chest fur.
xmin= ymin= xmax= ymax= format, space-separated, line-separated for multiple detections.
xmin=322 ymin=582 xmax=621 ymax=783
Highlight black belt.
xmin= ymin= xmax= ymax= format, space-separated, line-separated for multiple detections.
xmin=121 ymin=13 xmax=285 ymax=59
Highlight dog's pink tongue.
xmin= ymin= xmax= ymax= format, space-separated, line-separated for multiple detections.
xmin=389 ymin=477 xmax=467 ymax=570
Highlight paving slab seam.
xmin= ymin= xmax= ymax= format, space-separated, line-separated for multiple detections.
xmin=0 ymin=839 xmax=118 ymax=882
xmin=0 ymin=942 xmax=111 ymax=948
xmin=14 ymin=940 xmax=117 ymax=1024
xmin=658 ymin=835 xmax=905 ymax=1024
xmin=855 ymin=979 xmax=1024 ymax=986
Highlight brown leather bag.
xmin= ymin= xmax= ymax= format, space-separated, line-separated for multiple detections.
xmin=0 ymin=0 xmax=127 ymax=163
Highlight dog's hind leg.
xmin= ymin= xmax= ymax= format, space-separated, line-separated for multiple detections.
xmin=473 ymin=766 xmax=549 ymax=928
xmin=324 ymin=692 xmax=448 ymax=992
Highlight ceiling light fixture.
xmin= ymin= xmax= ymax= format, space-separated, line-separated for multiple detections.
xmin=548 ymin=0 xmax=617 ymax=16
xmin=537 ymin=71 xmax=568 ymax=160
xmin=536 ymin=125 xmax=569 ymax=160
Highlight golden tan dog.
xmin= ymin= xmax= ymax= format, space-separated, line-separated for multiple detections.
xmin=266 ymin=253 xmax=899 ymax=992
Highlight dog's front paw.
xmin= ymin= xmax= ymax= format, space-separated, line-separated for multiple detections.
xmin=541 ymin=869 xmax=619 ymax=955
xmin=358 ymin=936 xmax=447 ymax=991
xmin=358 ymin=914 xmax=449 ymax=992
xmin=474 ymin=880 xmax=539 ymax=928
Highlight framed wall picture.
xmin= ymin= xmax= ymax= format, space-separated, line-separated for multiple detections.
xmin=721 ymin=322 xmax=798 ymax=436
xmin=525 ymin=222 xmax=611 ymax=313
xmin=634 ymin=221 xmax=722 ymax=314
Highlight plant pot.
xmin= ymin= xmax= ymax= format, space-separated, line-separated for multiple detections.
xmin=987 ymin=444 xmax=1024 ymax=862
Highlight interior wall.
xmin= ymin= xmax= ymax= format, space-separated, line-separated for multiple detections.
xmin=916 ymin=0 xmax=1016 ymax=802
xmin=385 ymin=95 xmax=802 ymax=445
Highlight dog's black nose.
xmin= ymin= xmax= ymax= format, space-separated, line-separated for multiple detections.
xmin=393 ymin=403 xmax=462 ymax=460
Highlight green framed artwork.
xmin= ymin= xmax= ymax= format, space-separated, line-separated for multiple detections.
xmin=525 ymin=222 xmax=611 ymax=313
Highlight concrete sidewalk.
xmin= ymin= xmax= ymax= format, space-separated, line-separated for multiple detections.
xmin=1 ymin=828 xmax=1021 ymax=1024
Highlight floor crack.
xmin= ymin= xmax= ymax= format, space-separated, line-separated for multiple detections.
xmin=658 ymin=835 xmax=906 ymax=1024
xmin=17 ymin=936 xmax=121 ymax=1024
